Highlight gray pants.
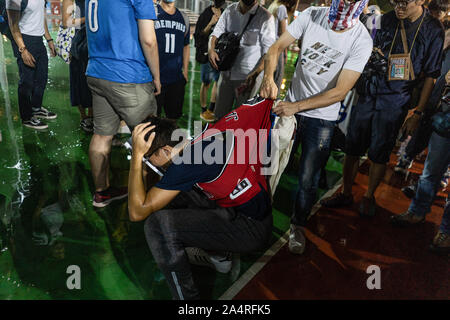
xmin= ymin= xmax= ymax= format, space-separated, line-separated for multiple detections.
xmin=144 ymin=189 xmax=272 ymax=300
xmin=214 ymin=72 xmax=263 ymax=120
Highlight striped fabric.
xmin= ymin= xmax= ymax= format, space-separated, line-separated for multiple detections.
xmin=328 ymin=0 xmax=369 ymax=31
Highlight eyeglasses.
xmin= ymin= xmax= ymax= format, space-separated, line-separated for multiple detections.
xmin=389 ymin=0 xmax=416 ymax=8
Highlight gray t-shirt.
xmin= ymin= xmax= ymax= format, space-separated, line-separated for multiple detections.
xmin=285 ymin=7 xmax=373 ymax=121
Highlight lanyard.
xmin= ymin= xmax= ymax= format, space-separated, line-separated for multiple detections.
xmin=389 ymin=13 xmax=425 ymax=57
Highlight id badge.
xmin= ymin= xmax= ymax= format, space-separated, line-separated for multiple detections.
xmin=388 ymin=53 xmax=411 ymax=81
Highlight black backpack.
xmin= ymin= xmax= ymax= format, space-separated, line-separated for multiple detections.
xmin=0 ymin=0 xmax=28 ymax=39
xmin=214 ymin=7 xmax=258 ymax=71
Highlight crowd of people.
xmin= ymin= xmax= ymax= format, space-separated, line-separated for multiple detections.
xmin=3 ymin=0 xmax=449 ymax=300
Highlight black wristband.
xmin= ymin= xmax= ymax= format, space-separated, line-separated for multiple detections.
xmin=413 ymin=110 xmax=424 ymax=116
xmin=46 ymin=38 xmax=53 ymax=43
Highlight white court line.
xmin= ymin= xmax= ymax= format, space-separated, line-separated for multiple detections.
xmin=219 ymin=178 xmax=343 ymax=300
xmin=0 ymin=36 xmax=28 ymax=207
xmin=187 ymin=42 xmax=196 ymax=136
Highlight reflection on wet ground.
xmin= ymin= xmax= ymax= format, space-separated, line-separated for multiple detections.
xmin=0 ymin=24 xmax=343 ymax=299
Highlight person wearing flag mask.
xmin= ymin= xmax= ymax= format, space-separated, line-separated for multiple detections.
xmin=260 ymin=0 xmax=373 ymax=255
xmin=321 ymin=0 xmax=444 ymax=223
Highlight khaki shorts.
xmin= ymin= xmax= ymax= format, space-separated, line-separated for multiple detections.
xmin=87 ymin=77 xmax=157 ymax=136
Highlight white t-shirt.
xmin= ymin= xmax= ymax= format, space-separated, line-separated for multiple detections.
xmin=6 ymin=0 xmax=46 ymax=37
xmin=212 ymin=3 xmax=276 ymax=80
xmin=286 ymin=7 xmax=373 ymax=121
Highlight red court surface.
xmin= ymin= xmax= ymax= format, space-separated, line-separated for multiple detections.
xmin=234 ymin=155 xmax=450 ymax=300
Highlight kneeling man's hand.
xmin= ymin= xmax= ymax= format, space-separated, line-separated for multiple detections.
xmin=132 ymin=123 xmax=156 ymax=157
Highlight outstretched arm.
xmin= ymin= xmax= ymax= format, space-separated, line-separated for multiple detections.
xmin=259 ymin=31 xmax=296 ymax=99
xmin=272 ymin=69 xmax=361 ymax=116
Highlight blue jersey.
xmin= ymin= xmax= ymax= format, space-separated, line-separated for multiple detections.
xmin=85 ymin=0 xmax=157 ymax=84
xmin=155 ymin=5 xmax=190 ymax=85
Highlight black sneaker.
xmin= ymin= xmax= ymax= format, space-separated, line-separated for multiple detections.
xmin=359 ymin=196 xmax=377 ymax=217
xmin=394 ymin=155 xmax=413 ymax=175
xmin=22 ymin=117 xmax=48 ymax=130
xmin=430 ymin=232 xmax=450 ymax=255
xmin=80 ymin=118 xmax=94 ymax=133
xmin=92 ymin=186 xmax=128 ymax=208
xmin=320 ymin=192 xmax=353 ymax=208
xmin=33 ymin=107 xmax=57 ymax=120
xmin=185 ymin=247 xmax=233 ymax=273
xmin=390 ymin=211 xmax=425 ymax=227
xmin=401 ymin=183 xmax=417 ymax=199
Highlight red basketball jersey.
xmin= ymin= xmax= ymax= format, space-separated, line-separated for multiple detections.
xmin=193 ymin=98 xmax=274 ymax=207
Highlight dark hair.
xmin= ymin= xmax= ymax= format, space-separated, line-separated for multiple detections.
xmin=142 ymin=115 xmax=181 ymax=157
xmin=279 ymin=0 xmax=298 ymax=14
xmin=428 ymin=0 xmax=447 ymax=13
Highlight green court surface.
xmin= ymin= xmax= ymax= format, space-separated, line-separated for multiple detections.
xmin=0 ymin=30 xmax=343 ymax=300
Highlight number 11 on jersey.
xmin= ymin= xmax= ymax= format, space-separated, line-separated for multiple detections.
xmin=165 ymin=33 xmax=175 ymax=54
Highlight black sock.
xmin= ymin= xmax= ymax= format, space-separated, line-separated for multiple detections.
xmin=201 ymin=106 xmax=207 ymax=113
xmin=208 ymin=102 xmax=215 ymax=112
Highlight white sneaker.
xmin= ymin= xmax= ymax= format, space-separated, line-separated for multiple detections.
xmin=288 ymin=224 xmax=306 ymax=255
xmin=185 ymin=247 xmax=232 ymax=274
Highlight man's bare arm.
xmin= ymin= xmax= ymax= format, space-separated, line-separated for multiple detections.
xmin=128 ymin=156 xmax=180 ymax=222
xmin=208 ymin=35 xmax=219 ymax=69
xmin=128 ymin=123 xmax=180 ymax=222
xmin=183 ymin=44 xmax=190 ymax=81
xmin=272 ymin=69 xmax=361 ymax=116
xmin=7 ymin=9 xmax=25 ymax=50
xmin=62 ymin=0 xmax=85 ymax=28
xmin=400 ymin=76 xmax=437 ymax=136
xmin=138 ymin=19 xmax=161 ymax=95
xmin=415 ymin=77 xmax=436 ymax=113
xmin=7 ymin=9 xmax=37 ymax=67
xmin=259 ymin=31 xmax=296 ymax=99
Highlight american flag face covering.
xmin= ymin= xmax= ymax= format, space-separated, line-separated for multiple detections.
xmin=328 ymin=0 xmax=370 ymax=31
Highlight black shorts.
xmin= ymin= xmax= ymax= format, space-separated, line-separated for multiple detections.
xmin=345 ymin=98 xmax=408 ymax=164
xmin=156 ymin=78 xmax=187 ymax=119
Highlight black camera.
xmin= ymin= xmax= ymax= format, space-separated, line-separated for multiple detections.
xmin=364 ymin=48 xmax=388 ymax=77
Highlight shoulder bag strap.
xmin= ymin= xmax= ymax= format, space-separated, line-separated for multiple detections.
xmin=239 ymin=6 xmax=259 ymax=38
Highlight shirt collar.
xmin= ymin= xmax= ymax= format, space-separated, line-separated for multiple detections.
xmin=248 ymin=2 xmax=259 ymax=14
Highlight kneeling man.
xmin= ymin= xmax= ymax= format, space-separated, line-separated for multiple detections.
xmin=128 ymin=99 xmax=274 ymax=300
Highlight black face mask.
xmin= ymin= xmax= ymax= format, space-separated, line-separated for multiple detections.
xmin=214 ymin=0 xmax=225 ymax=8
xmin=241 ymin=0 xmax=256 ymax=7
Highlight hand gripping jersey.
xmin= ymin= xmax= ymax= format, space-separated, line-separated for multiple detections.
xmin=192 ymin=98 xmax=274 ymax=207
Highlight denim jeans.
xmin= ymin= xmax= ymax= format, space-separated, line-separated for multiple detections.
xmin=291 ymin=115 xmax=335 ymax=227
xmin=404 ymin=113 xmax=433 ymax=159
xmin=11 ymin=35 xmax=48 ymax=121
xmin=144 ymin=189 xmax=273 ymax=300
xmin=408 ymin=132 xmax=450 ymax=234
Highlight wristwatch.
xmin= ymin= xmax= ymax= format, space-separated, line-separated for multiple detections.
xmin=46 ymin=38 xmax=53 ymax=43
xmin=18 ymin=46 xmax=26 ymax=53
xmin=413 ymin=110 xmax=424 ymax=117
